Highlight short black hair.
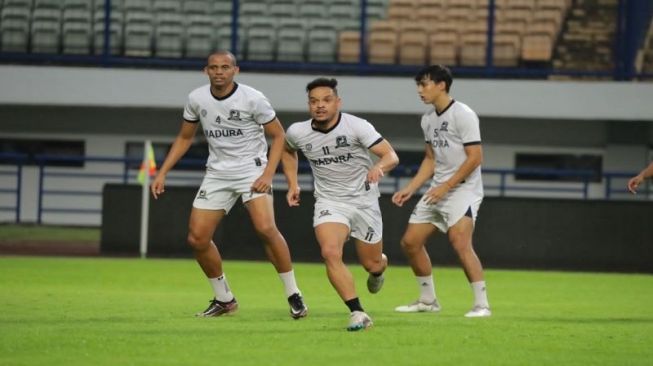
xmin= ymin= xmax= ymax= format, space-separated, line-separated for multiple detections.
xmin=306 ymin=77 xmax=338 ymax=95
xmin=414 ymin=65 xmax=453 ymax=92
xmin=207 ymin=50 xmax=237 ymax=66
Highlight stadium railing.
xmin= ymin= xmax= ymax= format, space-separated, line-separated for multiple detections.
xmin=0 ymin=153 xmax=649 ymax=225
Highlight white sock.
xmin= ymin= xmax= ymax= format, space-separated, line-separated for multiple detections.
xmin=208 ymin=274 xmax=234 ymax=302
xmin=471 ymin=281 xmax=489 ymax=308
xmin=416 ymin=275 xmax=437 ymax=304
xmin=278 ymin=270 xmax=301 ymax=297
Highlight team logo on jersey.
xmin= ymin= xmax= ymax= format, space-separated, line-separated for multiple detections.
xmin=335 ymin=135 xmax=350 ymax=148
xmin=201 ymin=109 xmax=207 ymax=117
xmin=197 ymin=190 xmax=207 ymax=200
xmin=440 ymin=121 xmax=449 ymax=131
xmin=228 ymin=110 xmax=241 ymax=121
xmin=318 ymin=209 xmax=331 ymax=217
xmin=215 ymin=115 xmax=222 ymax=124
xmin=305 ymin=143 xmax=312 ymax=152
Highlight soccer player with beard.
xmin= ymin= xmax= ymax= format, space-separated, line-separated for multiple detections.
xmin=393 ymin=65 xmax=491 ymax=318
xmin=151 ymin=51 xmax=308 ymax=319
xmin=282 ymin=77 xmax=399 ymax=331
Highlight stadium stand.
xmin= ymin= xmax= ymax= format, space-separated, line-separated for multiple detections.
xmin=0 ymin=0 xmax=650 ymax=79
xmin=552 ymin=0 xmax=617 ymax=74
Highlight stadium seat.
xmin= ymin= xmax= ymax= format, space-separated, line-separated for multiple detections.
xmin=277 ymin=28 xmax=306 ymax=62
xmin=429 ymin=31 xmax=458 ymax=65
xmin=338 ymin=30 xmax=360 ymax=63
xmin=521 ymin=32 xmax=553 ymax=61
xmin=31 ymin=19 xmax=61 ymax=54
xmin=3 ymin=0 xmax=34 ymax=8
xmin=506 ymin=0 xmax=535 ymax=11
xmin=460 ymin=33 xmax=486 ymax=66
xmin=124 ymin=23 xmax=153 ymax=57
xmin=269 ymin=0 xmax=297 ymax=18
xmin=307 ymin=27 xmax=338 ymax=63
xmin=247 ymin=26 xmax=276 ymax=61
xmin=299 ymin=1 xmax=327 ymax=19
xmin=62 ymin=21 xmax=92 ymax=54
xmin=124 ymin=0 xmax=151 ymax=12
xmin=387 ymin=0 xmax=416 ymax=21
xmin=185 ymin=25 xmax=214 ymax=59
xmin=0 ymin=17 xmax=29 ymax=52
xmin=213 ymin=0 xmax=232 ymax=16
xmin=154 ymin=23 xmax=184 ymax=58
xmin=398 ymin=23 xmax=428 ymax=65
xmin=153 ymin=0 xmax=182 ymax=13
xmin=328 ymin=2 xmax=360 ymax=20
xmin=34 ymin=0 xmax=61 ymax=10
xmin=183 ymin=0 xmax=210 ymax=15
xmin=155 ymin=13 xmax=183 ymax=27
xmin=216 ymin=26 xmax=245 ymax=59
xmin=493 ymin=33 xmax=521 ymax=66
xmin=63 ymin=0 xmax=92 ymax=11
xmin=369 ymin=32 xmax=398 ymax=64
xmin=239 ymin=1 xmax=267 ymax=18
xmin=93 ymin=12 xmax=123 ymax=55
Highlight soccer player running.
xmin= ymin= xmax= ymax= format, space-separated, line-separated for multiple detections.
xmin=282 ymin=78 xmax=399 ymax=331
xmin=627 ymin=161 xmax=653 ymax=194
xmin=151 ymin=51 xmax=308 ymax=319
xmin=392 ymin=65 xmax=491 ymax=318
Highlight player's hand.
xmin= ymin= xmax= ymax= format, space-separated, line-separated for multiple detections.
xmin=627 ymin=175 xmax=644 ymax=194
xmin=151 ymin=174 xmax=166 ymax=199
xmin=251 ymin=173 xmax=273 ymax=194
xmin=392 ymin=187 xmax=414 ymax=207
xmin=423 ymin=184 xmax=450 ymax=204
xmin=366 ymin=165 xmax=385 ymax=184
xmin=286 ymin=185 xmax=301 ymax=207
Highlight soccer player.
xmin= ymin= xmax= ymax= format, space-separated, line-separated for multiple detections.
xmin=392 ymin=65 xmax=491 ymax=318
xmin=282 ymin=77 xmax=399 ymax=331
xmin=151 ymin=51 xmax=308 ymax=319
xmin=627 ymin=161 xmax=653 ymax=194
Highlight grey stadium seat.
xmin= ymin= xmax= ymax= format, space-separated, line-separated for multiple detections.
xmin=185 ymin=25 xmax=214 ymax=59
xmin=154 ymin=23 xmax=184 ymax=58
xmin=124 ymin=23 xmax=153 ymax=57
xmin=277 ymin=26 xmax=306 ymax=62
xmin=62 ymin=21 xmax=92 ymax=54
xmin=246 ymin=27 xmax=275 ymax=61
xmin=307 ymin=28 xmax=337 ymax=63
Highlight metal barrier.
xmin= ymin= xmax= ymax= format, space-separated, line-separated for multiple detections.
xmin=0 ymin=153 xmax=649 ymax=225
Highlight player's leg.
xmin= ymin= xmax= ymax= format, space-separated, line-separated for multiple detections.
xmin=354 ymin=238 xmax=387 ymax=294
xmin=395 ymin=222 xmax=442 ymax=313
xmin=188 ymin=207 xmax=237 ymax=316
xmin=245 ymin=193 xmax=307 ymax=319
xmin=315 ymin=222 xmax=371 ymax=331
xmin=448 ymin=212 xmax=490 ymax=317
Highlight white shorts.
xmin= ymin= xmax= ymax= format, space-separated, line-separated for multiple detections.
xmin=192 ymin=173 xmax=270 ymax=213
xmin=409 ymin=188 xmax=482 ymax=233
xmin=313 ymin=198 xmax=383 ymax=244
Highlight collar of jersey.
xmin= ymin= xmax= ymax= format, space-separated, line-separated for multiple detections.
xmin=210 ymin=82 xmax=239 ymax=101
xmin=436 ymin=99 xmax=455 ymax=117
xmin=311 ymin=112 xmax=342 ymax=134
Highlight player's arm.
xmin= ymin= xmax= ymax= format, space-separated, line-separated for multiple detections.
xmin=281 ymin=141 xmax=300 ymax=207
xmin=251 ymin=118 xmax=285 ymax=193
xmin=628 ymin=161 xmax=653 ymax=194
xmin=151 ymin=121 xmax=199 ymax=199
xmin=367 ymin=139 xmax=399 ymax=183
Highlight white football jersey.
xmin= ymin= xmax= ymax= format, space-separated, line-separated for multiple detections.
xmin=421 ymin=100 xmax=483 ymax=195
xmin=183 ymin=83 xmax=276 ymax=179
xmin=286 ymin=112 xmax=384 ymax=206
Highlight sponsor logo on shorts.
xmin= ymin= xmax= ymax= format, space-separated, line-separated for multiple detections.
xmin=318 ymin=209 xmax=331 ymax=217
xmin=197 ymin=190 xmax=207 ymax=200
xmin=364 ymin=226 xmax=375 ymax=242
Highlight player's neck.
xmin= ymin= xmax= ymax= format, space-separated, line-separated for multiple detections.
xmin=433 ymin=94 xmax=453 ymax=114
xmin=211 ymin=82 xmax=236 ymax=99
xmin=312 ymin=114 xmax=339 ymax=131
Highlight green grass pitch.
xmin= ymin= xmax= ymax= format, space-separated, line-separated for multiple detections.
xmin=1 ymin=256 xmax=652 ymax=366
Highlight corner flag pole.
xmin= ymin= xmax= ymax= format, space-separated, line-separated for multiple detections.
xmin=139 ymin=140 xmax=155 ymax=259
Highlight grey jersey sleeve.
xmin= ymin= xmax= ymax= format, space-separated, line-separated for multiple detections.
xmin=355 ymin=119 xmax=383 ymax=148
xmin=456 ymin=107 xmax=481 ymax=144
xmin=252 ymin=94 xmax=277 ymax=125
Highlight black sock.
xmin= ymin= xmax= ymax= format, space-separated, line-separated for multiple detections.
xmin=344 ymin=297 xmax=364 ymax=313
xmin=370 ymin=271 xmax=383 ymax=277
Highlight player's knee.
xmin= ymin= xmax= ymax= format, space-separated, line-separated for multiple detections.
xmin=253 ymin=222 xmax=278 ymax=240
xmin=449 ymin=232 xmax=471 ymax=254
xmin=400 ymin=237 xmax=421 ymax=255
xmin=187 ymin=232 xmax=209 ymax=251
xmin=320 ymin=246 xmax=343 ymax=263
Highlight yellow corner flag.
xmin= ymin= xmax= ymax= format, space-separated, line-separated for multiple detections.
xmin=137 ymin=142 xmax=157 ymax=185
